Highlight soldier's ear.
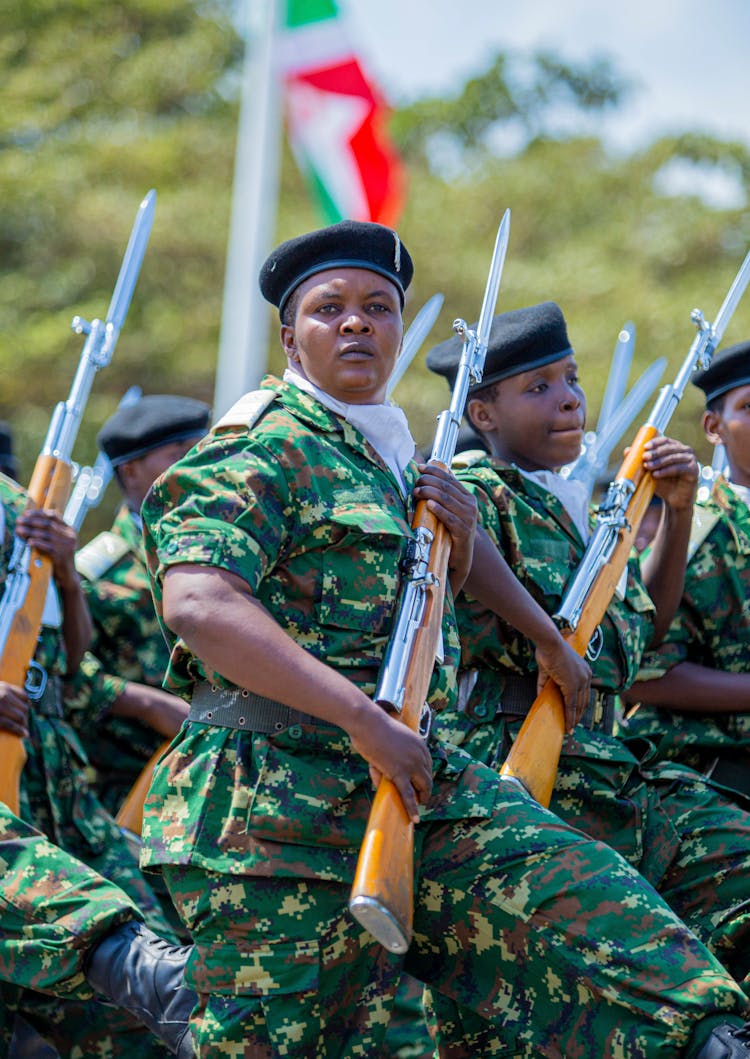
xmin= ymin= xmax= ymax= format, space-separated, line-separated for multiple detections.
xmin=281 ymin=324 xmax=298 ymax=361
xmin=466 ymin=396 xmax=493 ymax=435
xmin=702 ymin=409 xmax=723 ymax=446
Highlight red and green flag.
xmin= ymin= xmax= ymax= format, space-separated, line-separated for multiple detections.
xmin=280 ymin=0 xmax=406 ymax=226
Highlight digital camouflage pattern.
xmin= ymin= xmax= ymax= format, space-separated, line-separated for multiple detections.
xmin=159 ymin=752 xmax=748 ymax=1059
xmin=434 ymin=455 xmax=750 ymax=988
xmin=141 ymin=379 xmax=749 ymax=1056
xmin=65 ymin=502 xmax=171 ymax=814
xmin=446 ymin=455 xmax=656 ymax=693
xmin=143 ymin=377 xmax=458 ymax=709
xmin=0 ymin=802 xmax=142 ymax=1051
xmin=0 ymin=474 xmax=178 ymax=1057
xmin=626 ymin=476 xmax=750 ymax=786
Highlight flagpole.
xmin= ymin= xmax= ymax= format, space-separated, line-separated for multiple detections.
xmin=214 ymin=0 xmax=282 ymax=419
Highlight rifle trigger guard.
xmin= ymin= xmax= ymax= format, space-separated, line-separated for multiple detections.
xmin=585 ymin=626 xmax=604 ymax=663
xmin=399 ymin=538 xmax=419 ymax=574
xmin=419 ymin=703 xmax=433 ymax=739
xmin=24 ymin=661 xmax=48 ymax=702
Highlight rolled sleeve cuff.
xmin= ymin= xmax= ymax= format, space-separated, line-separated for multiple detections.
xmin=155 ymin=519 xmax=266 ymax=594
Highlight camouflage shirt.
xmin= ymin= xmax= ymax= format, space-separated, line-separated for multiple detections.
xmin=0 ymin=475 xmax=129 ymax=854
xmin=140 ymin=377 xmax=473 ymax=880
xmin=63 ymin=503 xmax=169 ymax=813
xmin=452 ymin=454 xmax=655 ymax=690
xmin=628 ymin=475 xmax=750 ymax=753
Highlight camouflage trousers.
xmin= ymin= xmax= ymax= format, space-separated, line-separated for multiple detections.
xmin=620 ymin=702 xmax=750 ymax=802
xmin=551 ymin=742 xmax=750 ymax=991
xmin=440 ymin=712 xmax=750 ymax=991
xmin=0 ymin=804 xmax=173 ymax=1058
xmin=160 ymin=769 xmax=748 ymax=1059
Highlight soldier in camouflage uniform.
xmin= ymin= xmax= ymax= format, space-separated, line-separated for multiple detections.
xmin=425 ymin=302 xmax=750 ymax=1053
xmin=625 ymin=339 xmax=750 ymax=801
xmin=0 ymin=470 xmax=184 ymax=1057
xmin=139 ymin=222 xmax=750 ymax=1058
xmin=0 ymin=800 xmax=196 ymax=1057
xmin=65 ymin=394 xmax=210 ymax=816
xmin=0 ymin=420 xmax=19 ymax=481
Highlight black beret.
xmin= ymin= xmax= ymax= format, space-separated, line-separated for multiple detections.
xmin=693 ymin=339 xmax=750 ymax=404
xmin=427 ymin=302 xmax=573 ymax=392
xmin=98 ymin=394 xmax=211 ymax=468
xmin=0 ymin=421 xmax=19 ymax=477
xmin=259 ymin=220 xmax=413 ymax=316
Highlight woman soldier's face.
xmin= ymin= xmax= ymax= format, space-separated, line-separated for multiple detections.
xmin=281 ymin=267 xmax=404 ymax=405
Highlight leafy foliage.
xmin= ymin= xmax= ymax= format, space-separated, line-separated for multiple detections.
xmin=1 ymin=0 xmax=749 ymax=540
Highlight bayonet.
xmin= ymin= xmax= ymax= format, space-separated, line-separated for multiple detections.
xmin=387 ymin=293 xmax=444 ymax=398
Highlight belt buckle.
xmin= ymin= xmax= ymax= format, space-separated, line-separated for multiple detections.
xmin=419 ymin=702 xmax=433 ymax=739
xmin=24 ymin=661 xmax=48 ymax=702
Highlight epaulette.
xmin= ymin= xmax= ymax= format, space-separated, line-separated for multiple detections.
xmin=452 ymin=449 xmax=488 ymax=470
xmin=212 ymin=389 xmax=277 ymax=433
xmin=687 ymin=505 xmax=720 ymax=562
xmin=75 ymin=531 xmax=131 ymax=581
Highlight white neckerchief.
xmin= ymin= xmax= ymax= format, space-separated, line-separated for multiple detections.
xmin=727 ymin=479 xmax=750 ymax=510
xmin=519 ymin=467 xmax=592 ymax=543
xmin=283 ymin=368 xmax=416 ymax=492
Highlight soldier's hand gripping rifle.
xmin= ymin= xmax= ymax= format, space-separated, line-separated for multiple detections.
xmin=112 ymin=293 xmax=451 ymax=841
xmin=499 ymin=247 xmax=750 ymax=807
xmin=0 ymin=191 xmax=156 ymax=813
xmin=349 ymin=210 xmax=511 ymax=955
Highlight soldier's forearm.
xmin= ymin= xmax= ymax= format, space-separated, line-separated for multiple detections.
xmin=59 ymin=577 xmax=93 ymax=674
xmin=111 ymin=682 xmax=188 ymax=737
xmin=630 ymin=661 xmax=750 ymax=713
xmin=465 ymin=528 xmax=560 ymax=647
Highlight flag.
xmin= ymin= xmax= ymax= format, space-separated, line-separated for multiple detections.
xmin=279 ymin=0 xmax=406 ymax=226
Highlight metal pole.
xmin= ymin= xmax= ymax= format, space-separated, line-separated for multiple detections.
xmin=214 ymin=0 xmax=282 ymax=418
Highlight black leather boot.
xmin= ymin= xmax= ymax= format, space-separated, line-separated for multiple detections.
xmin=84 ymin=920 xmax=197 ymax=1058
xmin=695 ymin=1022 xmax=750 ymax=1058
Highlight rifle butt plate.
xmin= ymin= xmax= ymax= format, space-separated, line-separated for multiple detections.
xmin=349 ymin=895 xmax=410 ymax=954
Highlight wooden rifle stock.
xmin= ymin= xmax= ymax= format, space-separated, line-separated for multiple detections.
xmin=349 ymin=210 xmax=512 ymax=951
xmin=0 ymin=456 xmax=74 ymax=812
xmin=349 ymin=487 xmax=452 ymax=954
xmin=501 ymin=245 xmax=750 ymax=804
xmin=115 ymin=737 xmax=172 ymax=836
xmin=499 ymin=425 xmax=658 ymax=806
xmin=0 ymin=191 xmax=156 ymax=815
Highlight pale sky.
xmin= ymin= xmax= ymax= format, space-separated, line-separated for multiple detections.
xmin=346 ymin=0 xmax=750 ymax=155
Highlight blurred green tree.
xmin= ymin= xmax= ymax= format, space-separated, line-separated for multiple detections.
xmin=1 ymin=2 xmax=749 ymax=539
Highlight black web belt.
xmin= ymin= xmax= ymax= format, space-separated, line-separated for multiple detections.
xmin=189 ymin=683 xmax=338 ymax=733
xmin=462 ymin=670 xmax=617 ymax=736
xmin=25 ymin=667 xmax=63 ymax=718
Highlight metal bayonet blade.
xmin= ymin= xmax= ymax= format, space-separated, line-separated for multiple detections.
xmin=475 ymin=208 xmax=511 ymax=359
xmin=597 ymin=321 xmax=635 ymax=434
xmin=387 ymin=293 xmax=444 ymax=398
xmin=105 ymin=189 xmax=157 ymax=331
xmin=590 ymin=358 xmax=666 ymax=467
xmin=710 ymin=248 xmax=750 ymax=347
xmin=568 ymin=357 xmax=666 ymax=495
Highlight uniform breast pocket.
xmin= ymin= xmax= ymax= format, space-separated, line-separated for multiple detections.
xmin=518 ymin=536 xmax=574 ymax=603
xmin=317 ymin=501 xmax=407 ymax=634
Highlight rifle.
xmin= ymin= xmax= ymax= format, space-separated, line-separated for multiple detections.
xmin=499 ymin=247 xmax=750 ymax=807
xmin=386 ymin=293 xmax=444 ymax=398
xmin=349 ymin=209 xmax=511 ymax=954
xmin=116 ymin=737 xmax=170 ymax=837
xmin=0 ymin=190 xmax=156 ymax=814
xmin=64 ymin=385 xmax=143 ymax=533
xmin=564 ymin=354 xmax=667 ymax=503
